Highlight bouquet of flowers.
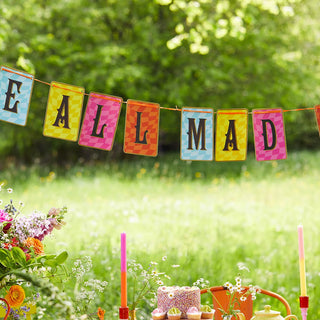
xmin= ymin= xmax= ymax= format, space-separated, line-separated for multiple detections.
xmin=0 ymin=188 xmax=68 ymax=319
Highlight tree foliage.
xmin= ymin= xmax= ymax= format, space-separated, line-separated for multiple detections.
xmin=0 ymin=0 xmax=319 ymax=163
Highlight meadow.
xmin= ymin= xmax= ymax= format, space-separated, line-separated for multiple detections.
xmin=1 ymin=150 xmax=319 ymax=319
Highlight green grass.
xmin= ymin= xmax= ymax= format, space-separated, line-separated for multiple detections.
xmin=1 ymin=150 xmax=320 ymax=319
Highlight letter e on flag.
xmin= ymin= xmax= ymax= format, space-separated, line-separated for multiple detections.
xmin=0 ymin=66 xmax=34 ymax=126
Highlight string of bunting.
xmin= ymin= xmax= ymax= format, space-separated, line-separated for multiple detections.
xmin=1 ymin=65 xmax=320 ymax=162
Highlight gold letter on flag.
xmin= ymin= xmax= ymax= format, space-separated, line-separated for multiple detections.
xmin=43 ymin=81 xmax=84 ymax=141
xmin=215 ymin=109 xmax=248 ymax=161
xmin=123 ymin=99 xmax=160 ymax=157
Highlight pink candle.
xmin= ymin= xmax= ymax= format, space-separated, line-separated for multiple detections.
xmin=121 ymin=233 xmax=127 ymax=307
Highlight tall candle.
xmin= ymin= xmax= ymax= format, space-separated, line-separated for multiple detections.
xmin=121 ymin=233 xmax=127 ymax=307
xmin=298 ymin=225 xmax=307 ymax=296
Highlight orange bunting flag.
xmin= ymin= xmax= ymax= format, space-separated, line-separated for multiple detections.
xmin=123 ymin=99 xmax=160 ymax=157
xmin=43 ymin=81 xmax=84 ymax=141
xmin=215 ymin=109 xmax=248 ymax=161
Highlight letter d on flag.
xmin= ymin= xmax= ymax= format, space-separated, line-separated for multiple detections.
xmin=252 ymin=109 xmax=287 ymax=161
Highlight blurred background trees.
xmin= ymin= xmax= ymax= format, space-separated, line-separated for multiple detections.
xmin=1 ymin=0 xmax=320 ymax=164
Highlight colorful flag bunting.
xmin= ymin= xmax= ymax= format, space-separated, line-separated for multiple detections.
xmin=180 ymin=107 xmax=214 ymax=161
xmin=43 ymin=81 xmax=85 ymax=141
xmin=123 ymin=100 xmax=160 ymax=157
xmin=252 ymin=109 xmax=287 ymax=161
xmin=314 ymin=106 xmax=320 ymax=136
xmin=215 ymin=109 xmax=248 ymax=161
xmin=78 ymin=93 xmax=122 ymax=151
xmin=0 ymin=66 xmax=34 ymax=126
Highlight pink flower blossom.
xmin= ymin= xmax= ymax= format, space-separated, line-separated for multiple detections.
xmin=0 ymin=209 xmax=12 ymax=223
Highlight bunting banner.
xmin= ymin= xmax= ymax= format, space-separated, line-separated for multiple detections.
xmin=78 ymin=93 xmax=122 ymax=151
xmin=215 ymin=109 xmax=248 ymax=161
xmin=180 ymin=107 xmax=214 ymax=161
xmin=252 ymin=109 xmax=287 ymax=161
xmin=123 ymin=100 xmax=160 ymax=157
xmin=314 ymin=105 xmax=320 ymax=136
xmin=0 ymin=65 xmax=318 ymax=162
xmin=43 ymin=81 xmax=85 ymax=141
xmin=0 ymin=66 xmax=34 ymax=126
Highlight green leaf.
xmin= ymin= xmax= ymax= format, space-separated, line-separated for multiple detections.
xmin=11 ymin=247 xmax=27 ymax=267
xmin=0 ymin=248 xmax=15 ymax=268
xmin=54 ymin=251 xmax=68 ymax=265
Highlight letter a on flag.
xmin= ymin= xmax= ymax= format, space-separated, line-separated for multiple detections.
xmin=123 ymin=99 xmax=160 ymax=157
xmin=252 ymin=109 xmax=287 ymax=161
xmin=215 ymin=109 xmax=248 ymax=161
xmin=0 ymin=66 xmax=34 ymax=126
xmin=180 ymin=107 xmax=213 ymax=161
xmin=78 ymin=93 xmax=122 ymax=151
xmin=43 ymin=81 xmax=84 ymax=141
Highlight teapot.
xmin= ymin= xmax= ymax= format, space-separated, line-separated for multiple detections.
xmin=250 ymin=305 xmax=298 ymax=320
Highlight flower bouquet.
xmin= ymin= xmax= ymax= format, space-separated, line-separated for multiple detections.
xmin=0 ymin=189 xmax=68 ymax=319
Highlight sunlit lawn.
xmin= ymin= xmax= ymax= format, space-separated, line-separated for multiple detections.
xmin=1 ymin=151 xmax=320 ymax=319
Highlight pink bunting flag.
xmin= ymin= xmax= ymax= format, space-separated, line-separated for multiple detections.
xmin=78 ymin=92 xmax=122 ymax=150
xmin=252 ymin=108 xmax=287 ymax=161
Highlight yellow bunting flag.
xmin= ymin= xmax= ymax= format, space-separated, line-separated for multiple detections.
xmin=43 ymin=81 xmax=84 ymax=141
xmin=215 ymin=109 xmax=248 ymax=161
xmin=123 ymin=99 xmax=160 ymax=157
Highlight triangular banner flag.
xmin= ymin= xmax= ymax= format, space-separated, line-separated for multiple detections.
xmin=180 ymin=107 xmax=214 ymax=161
xmin=252 ymin=108 xmax=287 ymax=161
xmin=0 ymin=66 xmax=34 ymax=126
xmin=43 ymin=81 xmax=84 ymax=141
xmin=123 ymin=99 xmax=160 ymax=157
xmin=78 ymin=93 xmax=122 ymax=151
xmin=215 ymin=109 xmax=248 ymax=161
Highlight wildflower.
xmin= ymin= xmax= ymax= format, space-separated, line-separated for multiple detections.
xmin=168 ymin=292 xmax=174 ymax=299
xmin=97 ymin=307 xmax=105 ymax=320
xmin=5 ymin=285 xmax=25 ymax=307
xmin=0 ymin=209 xmax=12 ymax=223
xmin=24 ymin=237 xmax=44 ymax=255
xmin=7 ymin=188 xmax=13 ymax=193
xmin=162 ymin=256 xmax=167 ymax=261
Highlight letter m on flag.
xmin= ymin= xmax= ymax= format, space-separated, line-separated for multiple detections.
xmin=180 ymin=107 xmax=213 ymax=161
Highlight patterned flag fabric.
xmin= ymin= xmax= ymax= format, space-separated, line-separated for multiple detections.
xmin=123 ymin=100 xmax=160 ymax=157
xmin=43 ymin=81 xmax=84 ymax=141
xmin=78 ymin=93 xmax=122 ymax=150
xmin=215 ymin=109 xmax=248 ymax=161
xmin=252 ymin=109 xmax=287 ymax=161
xmin=180 ymin=107 xmax=213 ymax=161
xmin=314 ymin=105 xmax=320 ymax=136
xmin=0 ymin=66 xmax=34 ymax=126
